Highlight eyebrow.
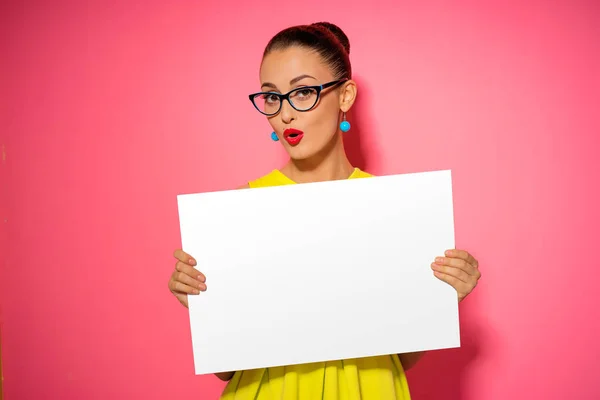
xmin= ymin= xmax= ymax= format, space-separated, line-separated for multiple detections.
xmin=261 ymin=74 xmax=317 ymax=90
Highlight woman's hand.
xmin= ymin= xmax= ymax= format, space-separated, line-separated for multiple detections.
xmin=168 ymin=249 xmax=207 ymax=308
xmin=431 ymin=249 xmax=481 ymax=302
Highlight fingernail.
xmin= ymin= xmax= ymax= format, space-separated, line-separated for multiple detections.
xmin=198 ymin=275 xmax=205 ymax=282
xmin=445 ymin=250 xmax=453 ymax=256
xmin=190 ymin=259 xmax=196 ymax=266
xmin=435 ymin=257 xmax=444 ymax=263
xmin=193 ymin=289 xmax=199 ymax=294
xmin=199 ymin=283 xmax=207 ymax=291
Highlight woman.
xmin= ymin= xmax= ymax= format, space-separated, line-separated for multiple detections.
xmin=168 ymin=22 xmax=481 ymax=399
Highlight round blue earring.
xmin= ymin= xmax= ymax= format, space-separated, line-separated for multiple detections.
xmin=340 ymin=113 xmax=351 ymax=132
xmin=271 ymin=131 xmax=279 ymax=141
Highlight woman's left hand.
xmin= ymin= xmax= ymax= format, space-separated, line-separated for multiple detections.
xmin=431 ymin=249 xmax=481 ymax=302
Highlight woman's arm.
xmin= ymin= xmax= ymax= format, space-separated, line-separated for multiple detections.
xmin=398 ymin=249 xmax=481 ymax=371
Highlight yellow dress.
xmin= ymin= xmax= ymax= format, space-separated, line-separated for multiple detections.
xmin=220 ymin=168 xmax=411 ymax=400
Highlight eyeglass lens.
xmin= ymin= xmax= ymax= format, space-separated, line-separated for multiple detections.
xmin=253 ymin=87 xmax=319 ymax=115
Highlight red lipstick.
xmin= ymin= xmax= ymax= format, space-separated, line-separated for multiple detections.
xmin=283 ymin=128 xmax=304 ymax=146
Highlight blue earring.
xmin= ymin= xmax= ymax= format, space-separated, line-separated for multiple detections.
xmin=271 ymin=131 xmax=279 ymax=141
xmin=340 ymin=112 xmax=351 ymax=132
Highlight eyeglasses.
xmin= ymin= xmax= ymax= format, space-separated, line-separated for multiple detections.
xmin=248 ymin=79 xmax=348 ymax=116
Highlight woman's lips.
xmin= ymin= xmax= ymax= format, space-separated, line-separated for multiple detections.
xmin=283 ymin=128 xmax=304 ymax=145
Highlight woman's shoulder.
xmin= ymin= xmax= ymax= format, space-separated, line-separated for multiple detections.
xmin=241 ymin=170 xmax=294 ymax=189
xmin=351 ymin=168 xmax=375 ymax=179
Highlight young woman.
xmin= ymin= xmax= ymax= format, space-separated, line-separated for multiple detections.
xmin=168 ymin=22 xmax=481 ymax=400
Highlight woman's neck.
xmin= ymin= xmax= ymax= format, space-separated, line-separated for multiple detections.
xmin=280 ymin=134 xmax=354 ymax=183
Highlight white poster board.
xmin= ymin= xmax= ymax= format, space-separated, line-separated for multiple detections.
xmin=177 ymin=170 xmax=460 ymax=375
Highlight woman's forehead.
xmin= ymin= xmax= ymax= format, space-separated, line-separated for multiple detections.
xmin=259 ymin=47 xmax=332 ymax=87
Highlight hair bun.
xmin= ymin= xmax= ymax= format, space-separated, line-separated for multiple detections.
xmin=311 ymin=22 xmax=350 ymax=54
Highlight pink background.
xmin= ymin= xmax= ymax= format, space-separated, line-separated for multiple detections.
xmin=1 ymin=0 xmax=599 ymax=399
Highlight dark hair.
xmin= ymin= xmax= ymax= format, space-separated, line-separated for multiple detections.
xmin=263 ymin=22 xmax=352 ymax=80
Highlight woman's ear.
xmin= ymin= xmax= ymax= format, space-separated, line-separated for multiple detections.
xmin=339 ymin=80 xmax=357 ymax=113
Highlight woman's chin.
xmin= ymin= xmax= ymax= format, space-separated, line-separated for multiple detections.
xmin=285 ymin=145 xmax=315 ymax=161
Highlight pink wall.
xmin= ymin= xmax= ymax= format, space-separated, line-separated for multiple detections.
xmin=2 ymin=0 xmax=599 ymax=399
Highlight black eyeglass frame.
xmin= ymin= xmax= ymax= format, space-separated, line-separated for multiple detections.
xmin=248 ymin=79 xmax=348 ymax=116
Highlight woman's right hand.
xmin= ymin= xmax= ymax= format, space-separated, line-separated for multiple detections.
xmin=168 ymin=249 xmax=207 ymax=308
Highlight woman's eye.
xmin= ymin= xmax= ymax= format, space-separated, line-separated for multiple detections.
xmin=297 ymin=89 xmax=312 ymax=97
xmin=293 ymin=89 xmax=316 ymax=101
xmin=263 ymin=94 xmax=279 ymax=103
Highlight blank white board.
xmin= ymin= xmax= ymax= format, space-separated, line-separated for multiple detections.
xmin=177 ymin=169 xmax=460 ymax=375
